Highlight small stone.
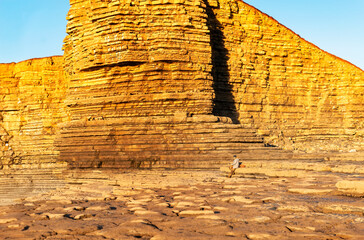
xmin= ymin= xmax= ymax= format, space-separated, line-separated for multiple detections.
xmin=277 ymin=205 xmax=310 ymax=212
xmin=0 ymin=218 xmax=17 ymax=224
xmin=233 ymin=196 xmax=255 ymax=204
xmin=24 ymin=203 xmax=35 ymax=207
xmin=73 ymin=214 xmax=93 ymax=220
xmin=199 ymin=205 xmax=212 ymax=210
xmin=173 ymin=201 xmax=195 ymax=208
xmin=134 ymin=210 xmax=160 ymax=216
xmin=150 ymin=234 xmax=168 ymax=240
xmin=250 ymin=216 xmax=271 ymax=223
xmin=44 ymin=213 xmax=65 ymax=220
xmin=247 ymin=233 xmax=273 ymax=240
xmin=64 ymin=206 xmax=85 ymax=211
xmin=7 ymin=224 xmax=20 ymax=229
xmin=129 ymin=207 xmax=146 ymax=212
xmin=225 ymin=231 xmax=237 ymax=237
xmin=261 ymin=197 xmax=280 ymax=203
xmin=86 ymin=205 xmax=109 ymax=211
xmin=104 ymin=196 xmax=117 ymax=201
xmin=196 ymin=215 xmax=221 ymax=220
xmin=179 ymin=210 xmax=214 ymax=217
xmin=288 ymin=188 xmax=332 ymax=194
xmin=213 ymin=206 xmax=228 ymax=211
xmin=155 ymin=202 xmax=170 ymax=207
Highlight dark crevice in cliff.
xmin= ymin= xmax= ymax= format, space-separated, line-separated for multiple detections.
xmin=81 ymin=61 xmax=146 ymax=72
xmin=204 ymin=0 xmax=239 ymax=124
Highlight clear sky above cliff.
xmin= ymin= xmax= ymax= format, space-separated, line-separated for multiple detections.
xmin=244 ymin=0 xmax=364 ymax=70
xmin=0 ymin=0 xmax=363 ymax=70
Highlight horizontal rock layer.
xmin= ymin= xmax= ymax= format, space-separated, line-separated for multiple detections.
xmin=209 ymin=0 xmax=364 ymax=152
xmin=0 ymin=57 xmax=67 ymax=168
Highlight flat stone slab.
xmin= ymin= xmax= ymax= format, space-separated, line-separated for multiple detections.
xmin=288 ymin=188 xmax=333 ymax=194
xmin=134 ymin=210 xmax=161 ymax=216
xmin=196 ymin=214 xmax=222 ymax=220
xmin=0 ymin=169 xmax=363 ymax=239
xmin=320 ymin=204 xmax=364 ymax=215
xmin=336 ymin=180 xmax=364 ymax=197
xmin=179 ymin=210 xmax=215 ymax=217
xmin=43 ymin=213 xmax=65 ymax=220
xmin=0 ymin=218 xmax=17 ymax=224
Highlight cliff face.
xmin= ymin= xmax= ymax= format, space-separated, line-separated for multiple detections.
xmin=0 ymin=0 xmax=363 ymax=169
xmin=58 ymin=0 xmax=264 ymax=168
xmin=209 ymin=0 xmax=364 ymax=152
xmin=0 ymin=57 xmax=67 ymax=168
xmin=63 ymin=0 xmax=214 ymax=118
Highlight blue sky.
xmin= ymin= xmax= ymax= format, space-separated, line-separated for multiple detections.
xmin=0 ymin=0 xmax=69 ymax=64
xmin=0 ymin=0 xmax=363 ymax=70
xmin=244 ymin=0 xmax=364 ymax=70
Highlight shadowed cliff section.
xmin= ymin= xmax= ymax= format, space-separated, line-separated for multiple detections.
xmin=209 ymin=0 xmax=364 ymax=152
xmin=204 ymin=0 xmax=239 ymax=124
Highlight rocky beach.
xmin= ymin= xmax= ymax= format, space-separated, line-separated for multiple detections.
xmin=0 ymin=155 xmax=363 ymax=239
xmin=1 ymin=0 xmax=363 ymax=239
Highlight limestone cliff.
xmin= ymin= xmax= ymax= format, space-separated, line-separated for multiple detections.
xmin=0 ymin=0 xmax=363 ymax=169
xmin=0 ymin=57 xmax=68 ymax=169
xmin=209 ymin=0 xmax=364 ymax=152
xmin=58 ymin=0 xmax=270 ymax=168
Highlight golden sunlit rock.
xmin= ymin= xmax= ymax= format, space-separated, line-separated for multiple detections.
xmin=0 ymin=1 xmax=363 ymax=238
xmin=0 ymin=0 xmax=363 ymax=170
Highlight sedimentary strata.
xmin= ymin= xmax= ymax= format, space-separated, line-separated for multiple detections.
xmin=208 ymin=0 xmax=364 ymax=152
xmin=0 ymin=57 xmax=66 ymax=168
xmin=0 ymin=0 xmax=363 ymax=169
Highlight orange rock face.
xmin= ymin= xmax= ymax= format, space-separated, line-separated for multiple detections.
xmin=0 ymin=0 xmax=363 ymax=169
xmin=0 ymin=57 xmax=68 ymax=168
xmin=211 ymin=1 xmax=364 ymax=152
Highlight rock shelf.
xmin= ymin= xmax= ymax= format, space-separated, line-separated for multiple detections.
xmin=0 ymin=167 xmax=363 ymax=239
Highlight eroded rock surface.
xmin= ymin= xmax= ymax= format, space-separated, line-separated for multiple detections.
xmin=1 ymin=0 xmax=363 ymax=169
xmin=0 ymin=169 xmax=363 ymax=239
xmin=0 ymin=57 xmax=67 ymax=168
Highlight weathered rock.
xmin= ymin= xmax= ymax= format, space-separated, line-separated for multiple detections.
xmin=319 ymin=203 xmax=364 ymax=216
xmin=0 ymin=218 xmax=17 ymax=224
xmin=0 ymin=57 xmax=67 ymax=168
xmin=288 ymin=188 xmax=333 ymax=195
xmin=277 ymin=205 xmax=311 ymax=212
xmin=134 ymin=210 xmax=161 ymax=216
xmin=250 ymin=216 xmax=272 ymax=223
xmin=0 ymin=169 xmax=363 ymax=239
xmin=179 ymin=210 xmax=215 ymax=216
xmin=336 ymin=180 xmax=364 ymax=197
xmin=43 ymin=213 xmax=65 ymax=220
xmin=247 ymin=233 xmax=276 ymax=240
xmin=73 ymin=213 xmax=93 ymax=220
xmin=0 ymin=0 xmax=363 ymax=169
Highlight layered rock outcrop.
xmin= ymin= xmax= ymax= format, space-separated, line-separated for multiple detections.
xmin=0 ymin=0 xmax=363 ymax=169
xmin=58 ymin=0 xmax=269 ymax=168
xmin=0 ymin=57 xmax=67 ymax=168
xmin=209 ymin=1 xmax=364 ymax=152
